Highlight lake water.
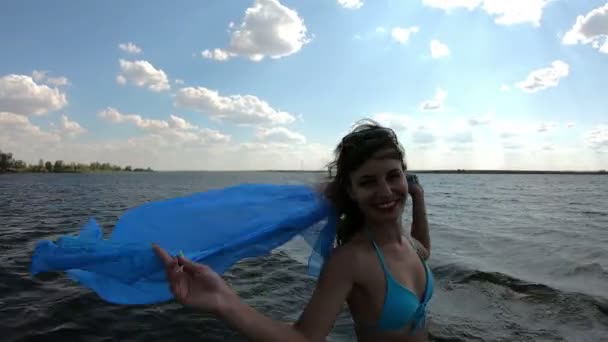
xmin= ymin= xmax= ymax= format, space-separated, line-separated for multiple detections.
xmin=1 ymin=172 xmax=607 ymax=341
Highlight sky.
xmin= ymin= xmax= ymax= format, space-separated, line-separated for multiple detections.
xmin=0 ymin=0 xmax=607 ymax=171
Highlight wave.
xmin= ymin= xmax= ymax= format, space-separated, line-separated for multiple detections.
xmin=567 ymin=262 xmax=608 ymax=280
xmin=432 ymin=263 xmax=608 ymax=316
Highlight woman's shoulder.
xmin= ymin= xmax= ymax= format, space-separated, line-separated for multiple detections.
xmin=327 ymin=234 xmax=376 ymax=273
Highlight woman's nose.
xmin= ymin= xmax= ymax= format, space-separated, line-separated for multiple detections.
xmin=377 ymin=181 xmax=392 ymax=196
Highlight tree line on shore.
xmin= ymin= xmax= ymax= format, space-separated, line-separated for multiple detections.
xmin=0 ymin=150 xmax=152 ymax=173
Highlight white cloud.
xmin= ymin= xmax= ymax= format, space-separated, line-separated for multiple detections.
xmin=502 ymin=142 xmax=526 ymax=150
xmin=482 ymin=0 xmax=550 ymax=27
xmin=445 ymin=130 xmax=473 ymax=143
xmin=119 ymin=42 xmax=142 ymax=54
xmin=58 ymin=115 xmax=86 ymax=138
xmin=430 ymin=39 xmax=450 ymax=58
xmin=422 ymin=0 xmax=550 ymax=26
xmin=536 ymin=122 xmax=559 ymax=133
xmin=498 ymin=121 xmax=529 ymax=138
xmin=567 ymin=122 xmax=576 ymax=128
xmin=99 ymin=107 xmax=169 ymax=130
xmin=31 ymin=70 xmax=70 ymax=86
xmin=372 ymin=112 xmax=410 ymax=131
xmin=337 ymin=0 xmax=363 ymax=9
xmin=201 ymin=48 xmax=233 ymax=62
xmin=422 ymin=0 xmax=481 ymax=11
xmin=255 ymin=126 xmax=306 ymax=144
xmin=0 ymin=112 xmax=62 ymax=159
xmin=201 ymin=0 xmax=311 ymax=62
xmin=0 ymin=112 xmax=61 ymax=144
xmin=391 ymin=26 xmax=420 ymax=44
xmin=174 ymin=86 xmax=296 ymax=126
xmin=98 ymin=107 xmax=231 ymax=146
xmin=376 ymin=27 xmax=386 ymax=33
xmin=500 ymin=84 xmax=511 ymax=92
xmin=515 ymin=60 xmax=569 ymax=93
xmin=585 ymin=125 xmax=608 ymax=150
xmin=412 ymin=125 xmax=437 ymax=144
xmin=420 ymin=88 xmax=447 ymax=111
xmin=468 ymin=112 xmax=495 ymax=126
xmin=116 ymin=59 xmax=170 ymax=92
xmin=0 ymin=74 xmax=68 ymax=116
xmin=562 ymin=3 xmax=608 ymax=54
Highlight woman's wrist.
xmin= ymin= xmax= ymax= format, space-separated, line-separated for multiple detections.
xmin=215 ymin=288 xmax=241 ymax=319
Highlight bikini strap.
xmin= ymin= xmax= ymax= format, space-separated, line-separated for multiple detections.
xmin=364 ymin=229 xmax=391 ymax=274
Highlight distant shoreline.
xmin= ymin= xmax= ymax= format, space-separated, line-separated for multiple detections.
xmin=151 ymin=169 xmax=608 ymax=175
xmin=263 ymin=170 xmax=607 ymax=175
xmin=2 ymin=169 xmax=606 ymax=175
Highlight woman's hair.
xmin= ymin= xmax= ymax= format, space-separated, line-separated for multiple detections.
xmin=324 ymin=119 xmax=406 ymax=246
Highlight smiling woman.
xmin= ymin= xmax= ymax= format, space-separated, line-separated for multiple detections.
xmin=153 ymin=119 xmax=434 ymax=341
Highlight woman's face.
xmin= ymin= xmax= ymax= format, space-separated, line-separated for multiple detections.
xmin=347 ymin=149 xmax=408 ymax=225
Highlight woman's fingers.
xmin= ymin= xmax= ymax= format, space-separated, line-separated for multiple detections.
xmin=152 ymin=244 xmax=174 ymax=266
xmin=177 ymin=256 xmax=211 ymax=276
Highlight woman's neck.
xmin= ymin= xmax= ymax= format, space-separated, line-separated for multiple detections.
xmin=364 ymin=218 xmax=404 ymax=245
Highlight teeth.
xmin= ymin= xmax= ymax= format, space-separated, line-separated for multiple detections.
xmin=378 ymin=201 xmax=396 ymax=209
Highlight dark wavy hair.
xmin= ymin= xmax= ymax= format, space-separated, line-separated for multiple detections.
xmin=324 ymin=119 xmax=406 ymax=246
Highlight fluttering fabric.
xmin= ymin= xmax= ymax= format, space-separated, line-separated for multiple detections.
xmin=29 ymin=183 xmax=337 ymax=305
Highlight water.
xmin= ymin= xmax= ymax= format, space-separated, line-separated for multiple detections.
xmin=1 ymin=172 xmax=607 ymax=341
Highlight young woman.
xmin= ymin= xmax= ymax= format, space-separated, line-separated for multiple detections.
xmin=153 ymin=120 xmax=433 ymax=341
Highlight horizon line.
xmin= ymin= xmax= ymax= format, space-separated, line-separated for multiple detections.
xmin=150 ymin=169 xmax=607 ymax=174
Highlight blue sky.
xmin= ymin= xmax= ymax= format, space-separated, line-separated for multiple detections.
xmin=1 ymin=0 xmax=607 ymax=170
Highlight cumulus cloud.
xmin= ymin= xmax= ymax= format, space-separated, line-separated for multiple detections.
xmin=422 ymin=0 xmax=551 ymax=26
xmin=503 ymin=142 xmax=526 ymax=150
xmin=119 ymin=42 xmax=142 ymax=54
xmin=255 ymin=126 xmax=306 ymax=144
xmin=445 ymin=130 xmax=473 ymax=143
xmin=412 ymin=125 xmax=437 ymax=144
xmin=391 ymin=26 xmax=420 ymax=44
xmin=0 ymin=112 xmax=61 ymax=144
xmin=420 ymin=88 xmax=447 ymax=111
xmin=31 ymin=70 xmax=70 ymax=86
xmin=174 ymin=87 xmax=296 ymax=126
xmin=98 ymin=107 xmax=230 ymax=145
xmin=0 ymin=112 xmax=62 ymax=159
xmin=515 ymin=60 xmax=569 ymax=93
xmin=337 ymin=0 xmax=363 ymax=9
xmin=536 ymin=122 xmax=559 ymax=133
xmin=0 ymin=74 xmax=68 ymax=116
xmin=57 ymin=115 xmax=86 ymax=138
xmin=0 ymin=115 xmax=331 ymax=171
xmin=585 ymin=125 xmax=608 ymax=150
xmin=201 ymin=49 xmax=233 ymax=61
xmin=201 ymin=0 xmax=311 ymax=62
xmin=562 ymin=3 xmax=608 ymax=54
xmin=430 ymin=40 xmax=450 ymax=58
xmin=468 ymin=112 xmax=495 ymax=126
xmin=422 ymin=0 xmax=481 ymax=11
xmin=116 ymin=59 xmax=170 ymax=92
xmin=372 ymin=112 xmax=410 ymax=131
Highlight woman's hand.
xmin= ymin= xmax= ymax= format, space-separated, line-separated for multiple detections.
xmin=407 ymin=174 xmax=424 ymax=198
xmin=152 ymin=244 xmax=237 ymax=315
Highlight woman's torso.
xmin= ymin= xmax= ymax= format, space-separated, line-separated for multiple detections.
xmin=344 ymin=232 xmax=432 ymax=342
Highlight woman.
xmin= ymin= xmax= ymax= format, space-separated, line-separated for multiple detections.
xmin=153 ymin=119 xmax=433 ymax=341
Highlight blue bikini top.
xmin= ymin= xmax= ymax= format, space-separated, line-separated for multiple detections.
xmin=367 ymin=234 xmax=434 ymax=334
